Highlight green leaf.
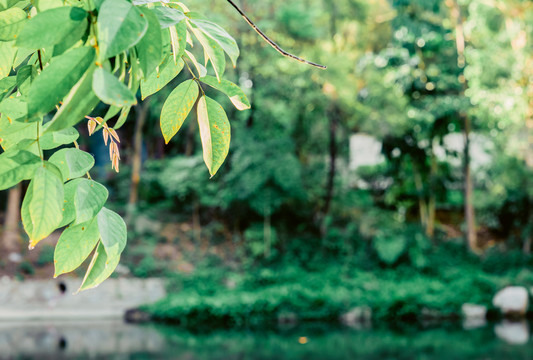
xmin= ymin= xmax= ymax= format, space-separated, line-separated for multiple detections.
xmin=52 ymin=17 xmax=89 ymax=56
xmin=140 ymin=55 xmax=183 ymax=100
xmin=93 ymin=67 xmax=136 ymax=106
xmin=97 ymin=207 xmax=126 ymax=258
xmin=34 ymin=0 xmax=64 ymax=11
xmin=0 ymin=0 xmax=19 ymax=11
xmin=200 ymin=75 xmax=250 ymax=110
xmin=74 ymin=179 xmax=108 ymax=224
xmin=113 ymin=105 xmax=130 ymax=129
xmin=78 ymin=242 xmax=120 ymax=292
xmin=190 ymin=26 xmax=225 ymax=81
xmin=0 ymin=96 xmax=27 ymax=122
xmin=24 ymin=163 xmax=64 ymax=247
xmin=153 ymin=6 xmax=185 ymax=28
xmin=58 ymin=178 xmax=81 ymax=227
xmin=0 ymin=41 xmax=17 ymax=79
xmin=0 ymin=76 xmax=16 ymax=102
xmin=0 ymin=113 xmax=38 ymax=152
xmin=0 ymin=7 xmax=26 ymax=41
xmin=44 ymin=64 xmax=99 ymax=133
xmin=97 ymin=0 xmax=148 ymax=59
xmin=196 ymin=96 xmax=231 ymax=177
xmin=0 ymin=150 xmax=41 ymax=190
xmin=27 ymin=46 xmax=95 ymax=117
xmin=54 ymin=217 xmax=100 ymax=277
xmin=16 ymin=64 xmax=37 ymax=95
xmin=49 ymin=148 xmax=95 ymax=182
xmin=184 ymin=50 xmax=206 ymax=78
xmin=174 ymin=21 xmax=187 ymax=59
xmin=16 ymin=7 xmax=88 ymax=49
xmin=136 ymin=7 xmax=163 ymax=78
xmin=190 ymin=19 xmax=239 ymax=66
xmin=160 ymin=79 xmax=198 ymax=143
xmin=39 ymin=127 xmax=79 ymax=150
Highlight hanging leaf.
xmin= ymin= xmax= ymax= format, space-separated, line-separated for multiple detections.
xmin=189 ymin=26 xmax=226 ymax=81
xmin=136 ymin=7 xmax=163 ymax=78
xmin=153 ymin=6 xmax=185 ymax=28
xmin=54 ymin=217 xmax=100 ymax=277
xmin=97 ymin=207 xmax=127 ymax=258
xmin=200 ymin=75 xmax=251 ymax=110
xmin=196 ymin=96 xmax=231 ymax=177
xmin=0 ymin=7 xmax=27 ymax=41
xmin=0 ymin=114 xmax=38 ymax=152
xmin=190 ymin=18 xmax=239 ymax=66
xmin=73 ymin=178 xmax=109 ymax=224
xmin=140 ymin=55 xmax=183 ymax=100
xmin=0 ymin=96 xmax=27 ymax=122
xmin=16 ymin=7 xmax=88 ymax=49
xmin=49 ymin=148 xmax=95 ymax=182
xmin=27 ymin=46 xmax=95 ymax=117
xmin=23 ymin=163 xmax=64 ymax=247
xmin=44 ymin=64 xmax=99 ymax=133
xmin=184 ymin=50 xmax=207 ymax=78
xmin=92 ymin=67 xmax=137 ymax=106
xmin=97 ymin=0 xmax=148 ymax=59
xmin=39 ymin=127 xmax=79 ymax=150
xmin=58 ymin=178 xmax=81 ymax=227
xmin=0 ymin=41 xmax=17 ymax=79
xmin=160 ymin=79 xmax=198 ymax=143
xmin=78 ymin=242 xmax=121 ymax=292
xmin=0 ymin=76 xmax=16 ymax=102
xmin=113 ymin=105 xmax=131 ymax=129
xmin=0 ymin=150 xmax=41 ymax=190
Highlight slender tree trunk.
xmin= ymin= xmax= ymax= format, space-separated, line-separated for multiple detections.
xmin=427 ymin=144 xmax=438 ymax=238
xmin=412 ymin=160 xmax=428 ymax=230
xmin=127 ymin=100 xmax=150 ymax=219
xmin=2 ymin=184 xmax=22 ymax=253
xmin=449 ymin=0 xmax=478 ymax=252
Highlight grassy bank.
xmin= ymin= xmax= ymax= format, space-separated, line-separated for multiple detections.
xmin=144 ymin=257 xmax=533 ymax=328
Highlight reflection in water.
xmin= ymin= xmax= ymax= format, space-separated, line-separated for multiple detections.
xmin=1 ymin=320 xmax=533 ymax=359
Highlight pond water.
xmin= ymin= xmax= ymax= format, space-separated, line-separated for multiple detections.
xmin=1 ymin=320 xmax=533 ymax=359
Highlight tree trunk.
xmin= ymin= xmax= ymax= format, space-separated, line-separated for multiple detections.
xmin=2 ymin=184 xmax=22 ymax=253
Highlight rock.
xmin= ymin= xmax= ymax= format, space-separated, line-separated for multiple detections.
xmin=124 ymin=309 xmax=152 ymax=323
xmin=495 ymin=321 xmax=529 ymax=345
xmin=493 ymin=286 xmax=529 ymax=317
xmin=340 ymin=306 xmax=372 ymax=327
xmin=462 ymin=303 xmax=487 ymax=319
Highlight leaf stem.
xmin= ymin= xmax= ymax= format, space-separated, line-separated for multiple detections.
xmin=183 ymin=57 xmax=205 ymax=95
xmin=224 ymin=0 xmax=326 ymax=69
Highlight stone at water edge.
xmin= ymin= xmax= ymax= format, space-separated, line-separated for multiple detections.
xmin=461 ymin=303 xmax=487 ymax=319
xmin=340 ymin=306 xmax=372 ymax=327
xmin=462 ymin=304 xmax=488 ymax=330
xmin=492 ymin=286 xmax=529 ymax=317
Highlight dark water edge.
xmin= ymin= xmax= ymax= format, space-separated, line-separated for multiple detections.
xmin=1 ymin=319 xmax=533 ymax=360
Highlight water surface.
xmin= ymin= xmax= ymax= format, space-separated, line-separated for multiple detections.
xmin=1 ymin=320 xmax=532 ymax=359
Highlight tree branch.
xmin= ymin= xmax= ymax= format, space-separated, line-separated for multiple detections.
xmin=225 ymin=0 xmax=327 ymax=69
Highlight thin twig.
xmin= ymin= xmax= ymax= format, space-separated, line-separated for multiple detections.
xmin=225 ymin=0 xmax=327 ymax=69
xmin=37 ymin=50 xmax=44 ymax=71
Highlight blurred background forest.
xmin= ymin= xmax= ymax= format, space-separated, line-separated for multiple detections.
xmin=3 ymin=0 xmax=533 ymax=328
